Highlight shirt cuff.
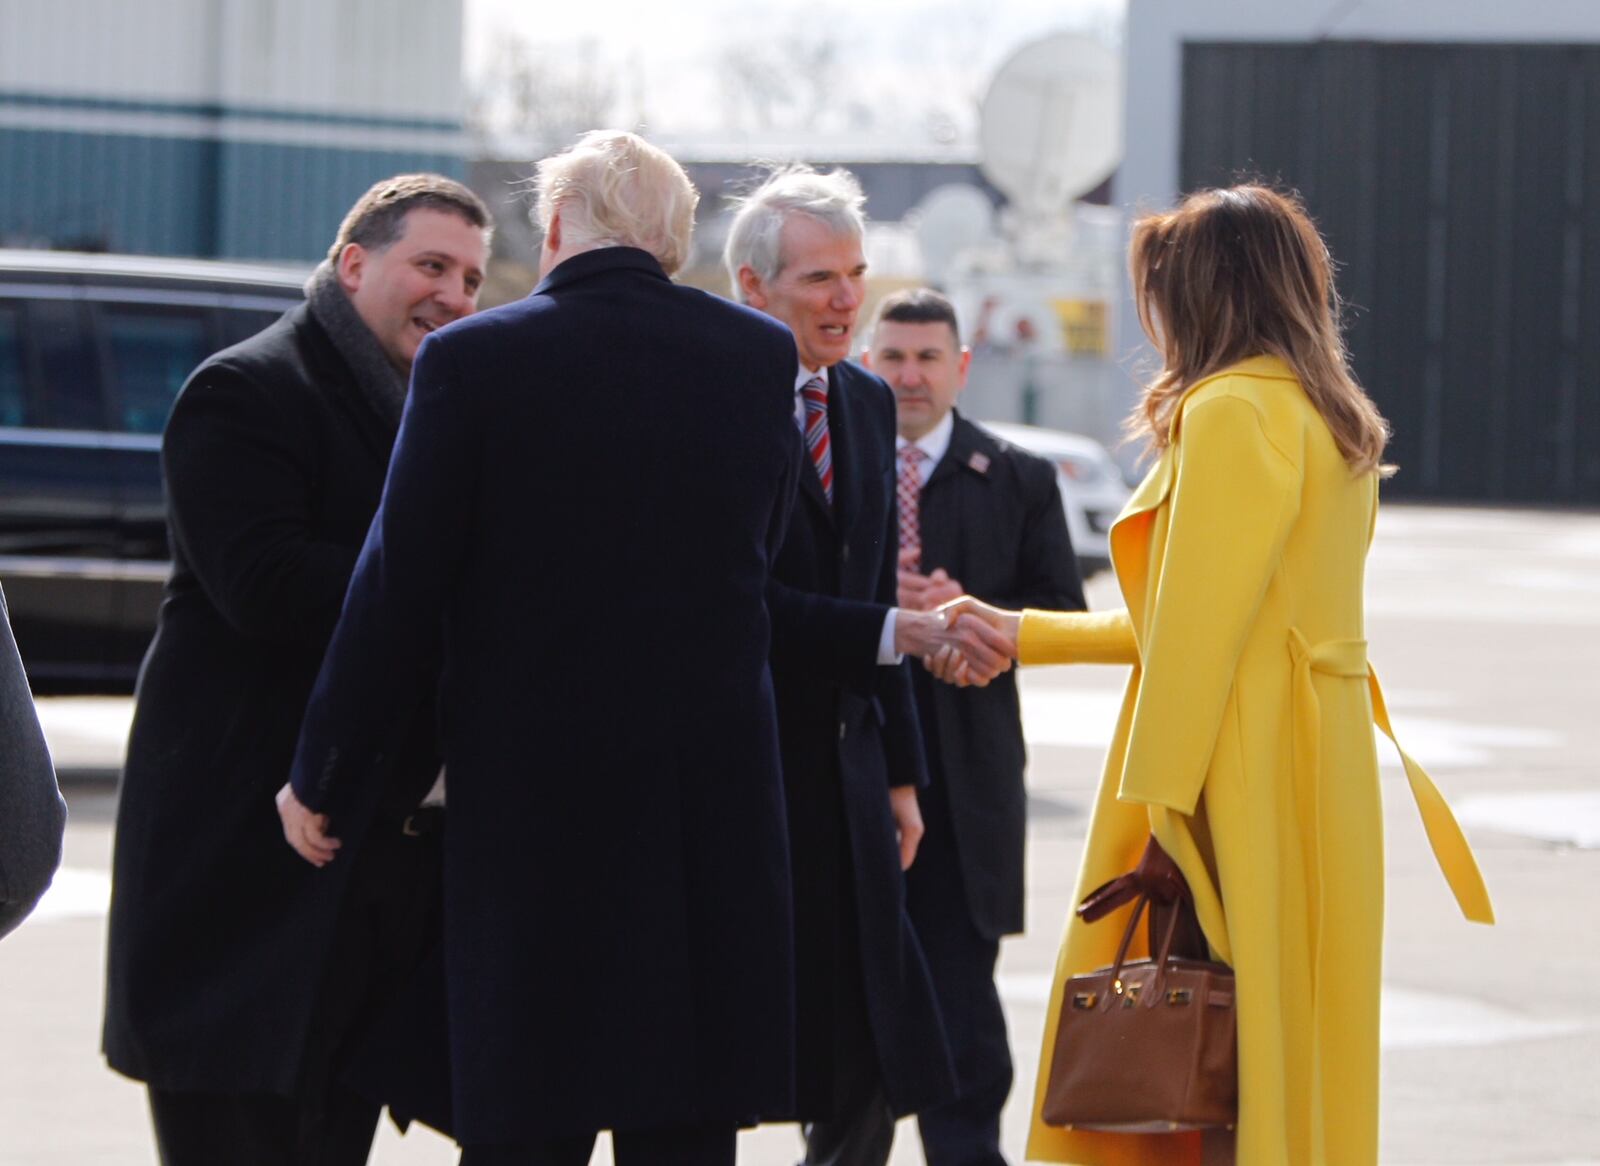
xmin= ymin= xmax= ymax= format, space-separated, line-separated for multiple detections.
xmin=877 ymin=609 xmax=903 ymax=665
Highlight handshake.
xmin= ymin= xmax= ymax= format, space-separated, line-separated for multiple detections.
xmin=894 ymin=557 xmax=1023 ymax=688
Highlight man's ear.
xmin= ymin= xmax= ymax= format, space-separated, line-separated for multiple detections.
xmin=545 ymin=209 xmax=563 ymax=255
xmin=335 ymin=243 xmax=365 ymax=294
xmin=737 ymin=266 xmax=767 ymax=310
xmin=955 ymin=345 xmax=972 ymax=389
xmin=860 ymin=347 xmax=875 ymax=371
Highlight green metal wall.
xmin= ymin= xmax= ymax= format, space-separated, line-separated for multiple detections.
xmin=1181 ymin=42 xmax=1600 ymax=505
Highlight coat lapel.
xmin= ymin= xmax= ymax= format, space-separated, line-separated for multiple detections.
xmin=824 ymin=365 xmax=857 ymax=535
xmin=1107 ymin=448 xmax=1174 ymax=644
xmin=918 ymin=415 xmax=991 ymax=573
xmin=796 ymin=444 xmax=834 ymax=527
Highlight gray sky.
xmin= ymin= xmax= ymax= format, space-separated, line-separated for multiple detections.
xmin=463 ymin=0 xmax=1124 ymax=155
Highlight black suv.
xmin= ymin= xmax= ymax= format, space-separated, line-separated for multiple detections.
xmin=0 ymin=250 xmax=306 ymax=693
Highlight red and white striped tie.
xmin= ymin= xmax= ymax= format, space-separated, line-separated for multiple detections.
xmin=801 ymin=375 xmax=833 ymax=504
xmin=897 ymin=445 xmax=925 ymax=569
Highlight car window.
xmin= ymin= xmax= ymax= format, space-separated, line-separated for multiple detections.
xmin=0 ymin=303 xmax=26 ymax=426
xmin=218 ymin=308 xmax=286 ymax=348
xmin=103 ymin=307 xmax=211 ymax=435
xmin=30 ymin=298 xmax=105 ymax=430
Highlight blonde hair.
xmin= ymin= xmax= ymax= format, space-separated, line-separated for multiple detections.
xmin=533 ymin=130 xmax=699 ymax=275
xmin=1128 ymin=184 xmax=1392 ymax=475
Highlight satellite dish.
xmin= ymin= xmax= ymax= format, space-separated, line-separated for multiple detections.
xmin=979 ymin=33 xmax=1122 ymax=213
xmin=909 ymin=184 xmax=997 ymax=284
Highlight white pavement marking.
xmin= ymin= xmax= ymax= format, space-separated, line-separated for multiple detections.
xmin=1371 ymin=715 xmax=1562 ymax=769
xmin=1020 ymin=685 xmax=1563 ymax=770
xmin=26 ymin=867 xmax=112 ymax=924
xmin=996 ymin=973 xmax=1592 ymax=1051
xmin=1379 ymin=985 xmax=1589 ymax=1050
xmin=1453 ymin=791 xmax=1600 ymax=849
xmin=34 ymin=696 xmax=132 ymax=769
xmin=1018 ymin=688 xmax=1123 ymax=749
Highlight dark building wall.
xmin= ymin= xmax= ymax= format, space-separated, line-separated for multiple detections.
xmin=1181 ymin=41 xmax=1600 ymax=505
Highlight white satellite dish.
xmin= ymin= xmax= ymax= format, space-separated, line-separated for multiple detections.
xmin=979 ymin=33 xmax=1123 ymax=213
xmin=909 ymin=184 xmax=997 ymax=284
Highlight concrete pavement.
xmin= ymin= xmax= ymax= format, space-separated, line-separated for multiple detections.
xmin=3 ymin=504 xmax=1596 ymax=1164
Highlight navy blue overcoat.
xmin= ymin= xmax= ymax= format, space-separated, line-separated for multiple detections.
xmin=290 ymin=247 xmax=802 ymax=1143
xmin=766 ymin=358 xmax=957 ymax=1119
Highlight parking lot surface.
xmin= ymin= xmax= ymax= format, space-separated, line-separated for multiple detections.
xmin=3 ymin=504 xmax=1597 ymax=1165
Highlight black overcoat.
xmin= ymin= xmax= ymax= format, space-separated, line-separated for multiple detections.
xmin=911 ymin=413 xmax=1084 ymax=939
xmin=288 ymin=248 xmax=803 ymax=1144
xmin=766 ymin=359 xmax=957 ymax=1120
xmin=103 ymin=304 xmax=437 ymax=1093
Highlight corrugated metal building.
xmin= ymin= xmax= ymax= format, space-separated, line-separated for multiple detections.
xmin=0 ymin=0 xmax=467 ymax=261
xmin=1123 ymin=0 xmax=1600 ymax=504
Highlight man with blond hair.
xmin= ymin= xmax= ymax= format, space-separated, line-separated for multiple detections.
xmin=277 ymin=131 xmax=803 ymax=1165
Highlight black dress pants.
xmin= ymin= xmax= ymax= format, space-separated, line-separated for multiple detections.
xmin=148 ymin=817 xmax=442 ymax=1166
xmin=811 ymin=774 xmax=1012 ymax=1166
xmin=459 ymin=1125 xmax=736 ymax=1166
xmin=904 ymin=775 xmax=1011 ymax=1166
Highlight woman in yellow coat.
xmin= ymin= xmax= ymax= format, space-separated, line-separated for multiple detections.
xmin=940 ymin=186 xmax=1494 ymax=1165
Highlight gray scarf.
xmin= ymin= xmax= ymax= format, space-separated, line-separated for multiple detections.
xmin=304 ymin=260 xmax=408 ymax=430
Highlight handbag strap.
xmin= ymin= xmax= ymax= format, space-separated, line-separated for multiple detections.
xmin=1103 ymin=890 xmax=1186 ymax=1009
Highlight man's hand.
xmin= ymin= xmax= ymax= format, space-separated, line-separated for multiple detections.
xmin=893 ymin=608 xmax=951 ymax=657
xmin=276 ymin=783 xmax=341 ymax=868
xmin=888 ymin=784 xmax=924 ymax=871
xmin=897 ymin=549 xmax=965 ymax=613
xmin=937 ymin=595 xmax=1022 ymax=641
xmin=922 ymin=595 xmax=1023 ymax=687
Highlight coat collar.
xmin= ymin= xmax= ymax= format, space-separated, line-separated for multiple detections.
xmin=1109 ymin=353 xmax=1299 ymax=604
xmin=532 ymin=246 xmax=669 ymax=296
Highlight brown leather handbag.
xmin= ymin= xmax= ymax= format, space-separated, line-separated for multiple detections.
xmin=1040 ymin=837 xmax=1237 ymax=1132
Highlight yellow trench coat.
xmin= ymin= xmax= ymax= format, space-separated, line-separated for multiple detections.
xmin=1019 ymin=356 xmax=1493 ymax=1166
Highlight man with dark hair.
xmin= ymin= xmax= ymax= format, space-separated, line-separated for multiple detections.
xmin=103 ymin=172 xmax=489 ymax=1166
xmin=846 ymin=287 xmax=1084 ymax=1165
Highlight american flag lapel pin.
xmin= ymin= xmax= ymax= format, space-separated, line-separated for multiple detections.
xmin=967 ymin=451 xmax=991 ymax=474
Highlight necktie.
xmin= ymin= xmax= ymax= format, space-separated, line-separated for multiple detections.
xmin=801 ymin=375 xmax=833 ymax=504
xmin=897 ymin=445 xmax=926 ymax=569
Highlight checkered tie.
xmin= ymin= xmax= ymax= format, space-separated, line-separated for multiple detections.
xmin=897 ymin=445 xmax=926 ymax=569
xmin=801 ymin=375 xmax=833 ymax=504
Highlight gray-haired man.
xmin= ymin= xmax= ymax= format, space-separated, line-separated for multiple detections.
xmin=726 ymin=165 xmax=1009 ymax=1165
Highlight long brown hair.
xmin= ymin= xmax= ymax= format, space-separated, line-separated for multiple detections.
xmin=1127 ymin=184 xmax=1391 ymax=475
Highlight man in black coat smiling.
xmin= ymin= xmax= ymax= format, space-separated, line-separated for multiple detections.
xmin=103 ymin=174 xmax=490 ymax=1165
xmin=278 ymin=131 xmax=803 ymax=1166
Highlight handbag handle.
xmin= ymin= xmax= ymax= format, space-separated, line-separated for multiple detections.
xmin=1100 ymin=890 xmax=1185 ymax=1010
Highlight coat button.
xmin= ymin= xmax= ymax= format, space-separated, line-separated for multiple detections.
xmin=841 ymin=544 xmax=851 ymax=563
xmin=838 ymin=720 xmax=847 ymax=741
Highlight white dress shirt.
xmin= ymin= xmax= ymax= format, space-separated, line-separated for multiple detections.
xmin=895 ymin=410 xmax=955 ymax=488
xmin=794 ymin=363 xmax=901 ymax=665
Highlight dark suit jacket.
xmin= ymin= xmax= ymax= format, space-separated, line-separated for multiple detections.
xmin=911 ymin=412 xmax=1084 ymax=940
xmin=289 ymin=247 xmax=802 ymax=1144
xmin=766 ymin=358 xmax=955 ymax=1120
xmin=102 ymin=303 xmax=439 ymax=1095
